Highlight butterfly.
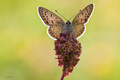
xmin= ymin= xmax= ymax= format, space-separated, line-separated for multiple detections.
xmin=37 ymin=4 xmax=94 ymax=40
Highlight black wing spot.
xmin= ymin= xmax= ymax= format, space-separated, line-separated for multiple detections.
xmin=55 ymin=17 xmax=57 ymax=19
xmin=51 ymin=14 xmax=52 ymax=17
xmin=81 ymin=19 xmax=82 ymax=22
xmin=82 ymin=12 xmax=83 ymax=15
xmin=85 ymin=8 xmax=88 ymax=12
xmin=85 ymin=19 xmax=87 ymax=22
xmin=51 ymin=21 xmax=53 ymax=24
xmin=46 ymin=21 xmax=49 ymax=24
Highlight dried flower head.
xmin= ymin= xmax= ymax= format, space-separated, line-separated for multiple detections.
xmin=54 ymin=33 xmax=82 ymax=80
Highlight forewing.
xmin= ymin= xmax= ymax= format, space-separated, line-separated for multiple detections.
xmin=48 ymin=25 xmax=63 ymax=39
xmin=72 ymin=4 xmax=94 ymax=25
xmin=72 ymin=24 xmax=85 ymax=39
xmin=38 ymin=7 xmax=65 ymax=26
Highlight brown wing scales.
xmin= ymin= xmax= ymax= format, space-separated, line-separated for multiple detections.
xmin=48 ymin=25 xmax=63 ymax=39
xmin=72 ymin=4 xmax=94 ymax=25
xmin=72 ymin=24 xmax=85 ymax=38
xmin=38 ymin=7 xmax=65 ymax=26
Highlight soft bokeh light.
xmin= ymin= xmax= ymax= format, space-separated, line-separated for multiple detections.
xmin=0 ymin=0 xmax=120 ymax=80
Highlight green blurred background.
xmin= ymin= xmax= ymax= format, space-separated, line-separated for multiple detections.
xmin=0 ymin=0 xmax=120 ymax=80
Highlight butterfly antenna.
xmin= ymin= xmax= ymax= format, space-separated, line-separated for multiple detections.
xmin=55 ymin=10 xmax=67 ymax=21
xmin=69 ymin=10 xmax=81 ymax=21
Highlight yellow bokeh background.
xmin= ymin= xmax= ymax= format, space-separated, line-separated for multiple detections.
xmin=0 ymin=0 xmax=120 ymax=80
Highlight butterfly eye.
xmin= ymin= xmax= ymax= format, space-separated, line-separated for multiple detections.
xmin=69 ymin=22 xmax=71 ymax=24
xmin=66 ymin=21 xmax=71 ymax=25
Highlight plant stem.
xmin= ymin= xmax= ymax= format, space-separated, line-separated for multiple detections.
xmin=60 ymin=66 xmax=66 ymax=80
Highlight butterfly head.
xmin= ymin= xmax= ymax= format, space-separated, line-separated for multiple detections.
xmin=66 ymin=21 xmax=71 ymax=25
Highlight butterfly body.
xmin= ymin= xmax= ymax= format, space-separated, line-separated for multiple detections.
xmin=38 ymin=4 xmax=94 ymax=40
xmin=62 ymin=21 xmax=73 ymax=34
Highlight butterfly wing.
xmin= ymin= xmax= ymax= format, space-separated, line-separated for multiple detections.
xmin=38 ymin=7 xmax=65 ymax=39
xmin=72 ymin=24 xmax=85 ymax=39
xmin=72 ymin=4 xmax=94 ymax=25
xmin=38 ymin=7 xmax=65 ymax=26
xmin=71 ymin=4 xmax=94 ymax=39
xmin=48 ymin=25 xmax=64 ymax=39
